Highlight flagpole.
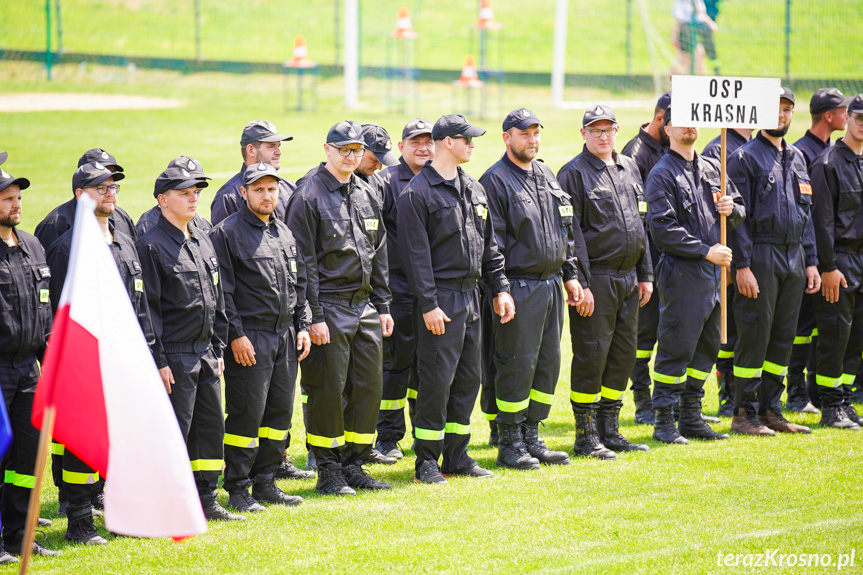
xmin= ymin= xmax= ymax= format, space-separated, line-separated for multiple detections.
xmin=18 ymin=406 xmax=55 ymax=575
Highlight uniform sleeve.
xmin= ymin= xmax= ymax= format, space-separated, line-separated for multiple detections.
xmin=811 ymin=157 xmax=838 ymax=272
xmin=478 ymin=182 xmax=510 ymax=296
xmin=136 ymin=242 xmax=167 ymax=369
xmin=632 ymin=169 xmax=654 ymax=282
xmin=557 ymin=165 xmax=592 ymax=288
xmin=286 ymin=191 xmax=324 ymax=324
xmin=134 ymin=277 xmax=157 ymax=355
xmin=46 ymin=241 xmax=69 ymax=314
xmin=369 ymin=197 xmax=392 ymax=316
xmin=479 ymin=172 xmax=509 ymax=273
xmin=728 ymin=151 xmax=754 ymax=269
xmin=802 ymin=196 xmax=819 ymax=269
xmin=211 ymin=273 xmax=228 ymax=359
xmin=293 ymin=243 xmax=312 ymax=334
xmin=725 ymin=177 xmax=746 ymax=232
xmin=209 ymin=226 xmax=244 ymax=342
xmin=646 ymin=169 xmax=711 ymax=259
xmin=397 ymin=187 xmax=439 ymax=313
xmin=210 ymin=191 xmax=239 ymax=226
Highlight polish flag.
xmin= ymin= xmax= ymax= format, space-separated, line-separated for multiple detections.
xmin=32 ymin=195 xmax=207 ymax=539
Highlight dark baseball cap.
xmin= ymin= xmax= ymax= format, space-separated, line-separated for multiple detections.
xmin=361 ymin=124 xmax=399 ymax=166
xmin=810 ymin=88 xmax=853 ymax=115
xmin=243 ymin=162 xmax=286 ymax=187
xmin=663 ymin=106 xmax=673 ymax=125
xmin=0 ymin=167 xmax=30 ymax=193
xmin=402 ymin=118 xmax=433 ymax=140
xmin=166 ymin=156 xmax=211 ymax=188
xmin=503 ymin=108 xmax=543 ymax=132
xmin=432 ymin=114 xmax=486 ymax=140
xmin=656 ymin=91 xmax=671 ymax=111
xmin=780 ymin=86 xmax=795 ymax=106
xmin=327 ymin=120 xmax=365 ymax=146
xmin=240 ymin=121 xmax=293 ymax=146
xmin=73 ymin=161 xmax=125 ymax=192
xmin=153 ymin=166 xmax=204 ymax=198
xmin=849 ymin=95 xmax=863 ymax=115
xmin=0 ymin=152 xmax=7 ymax=166
xmin=78 ymin=148 xmax=124 ymax=172
xmin=583 ymin=104 xmax=617 ymax=126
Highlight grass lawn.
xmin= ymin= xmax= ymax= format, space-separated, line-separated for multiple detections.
xmin=1 ymin=62 xmax=861 ymax=574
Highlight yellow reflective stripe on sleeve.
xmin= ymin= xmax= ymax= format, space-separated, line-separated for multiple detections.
xmin=481 ymin=411 xmax=496 ymax=421
xmin=51 ymin=442 xmax=65 ymax=456
xmin=733 ymin=365 xmax=762 ymax=379
xmin=496 ymin=397 xmax=530 ymax=413
xmin=444 ymin=422 xmax=470 ymax=435
xmin=300 ymin=393 xmax=308 ymax=404
xmin=570 ymin=391 xmax=599 ymax=404
xmin=793 ymin=335 xmax=811 ymax=345
xmin=306 ymin=433 xmax=346 ymax=448
xmin=652 ymin=371 xmax=685 ymax=384
xmin=816 ymin=374 xmax=841 ymax=388
xmin=190 ymin=459 xmax=224 ymax=472
xmin=635 ymin=349 xmax=653 ymax=359
xmin=414 ymin=427 xmax=445 ymax=441
xmin=380 ymin=397 xmax=407 ymax=411
xmin=811 ymin=329 xmax=819 ymax=338
xmin=224 ymin=433 xmax=259 ymax=449
xmin=406 ymin=388 xmax=418 ymax=400
xmin=344 ymin=431 xmax=375 ymax=445
xmin=62 ymin=469 xmax=99 ymax=485
xmin=717 ymin=349 xmax=734 ymax=359
xmin=3 ymin=470 xmax=13 ymax=484
xmin=530 ymin=388 xmax=554 ymax=405
xmin=686 ymin=367 xmax=710 ymax=381
xmin=258 ymin=427 xmax=289 ymax=441
xmin=762 ymin=361 xmax=788 ymax=377
xmin=600 ymin=386 xmax=624 ymax=400
xmin=841 ymin=373 xmax=857 ymax=386
xmin=6 ymin=471 xmax=36 ymax=489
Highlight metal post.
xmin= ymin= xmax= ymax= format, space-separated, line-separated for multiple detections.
xmin=55 ymin=0 xmax=63 ymax=54
xmin=194 ymin=0 xmax=202 ymax=63
xmin=44 ymin=0 xmax=53 ymax=81
xmin=784 ymin=0 xmax=791 ymax=81
xmin=550 ymin=0 xmax=568 ymax=107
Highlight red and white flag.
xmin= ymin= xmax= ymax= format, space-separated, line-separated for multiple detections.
xmin=33 ymin=195 xmax=207 ymax=539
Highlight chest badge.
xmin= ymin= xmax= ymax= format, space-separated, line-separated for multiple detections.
xmin=558 ymin=205 xmax=573 ymax=217
xmin=638 ymin=201 xmax=647 ymax=214
xmin=364 ymin=218 xmax=379 ymax=231
xmin=40 ymin=289 xmax=50 ymax=303
xmin=475 ymin=205 xmax=488 ymax=220
xmin=799 ymin=182 xmax=812 ymax=195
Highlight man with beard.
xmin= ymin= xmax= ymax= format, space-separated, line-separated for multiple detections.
xmin=356 ymin=125 xmax=399 ymax=202
xmin=646 ymin=109 xmax=743 ymax=444
xmin=728 ymin=86 xmax=820 ymax=435
xmin=479 ymin=108 xmax=581 ymax=469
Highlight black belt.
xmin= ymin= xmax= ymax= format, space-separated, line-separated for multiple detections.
xmin=435 ymin=277 xmax=478 ymax=292
xmin=319 ymin=290 xmax=370 ymax=308
xmin=163 ymin=340 xmax=211 ymax=354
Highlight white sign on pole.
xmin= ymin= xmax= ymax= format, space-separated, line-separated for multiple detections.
xmin=670 ymin=76 xmax=781 ymax=129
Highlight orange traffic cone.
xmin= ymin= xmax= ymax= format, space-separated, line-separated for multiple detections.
xmin=454 ymin=55 xmax=483 ymax=87
xmin=391 ymin=7 xmax=419 ymax=39
xmin=473 ymin=0 xmax=502 ymax=30
xmin=287 ymin=35 xmax=315 ymax=68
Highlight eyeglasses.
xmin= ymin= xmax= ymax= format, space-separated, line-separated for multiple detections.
xmin=852 ymin=113 xmax=863 ymax=126
xmin=449 ymin=136 xmax=473 ymax=145
xmin=332 ymin=146 xmax=365 ymax=157
xmin=587 ymin=127 xmax=618 ymax=137
xmin=85 ymin=184 xmax=120 ymax=195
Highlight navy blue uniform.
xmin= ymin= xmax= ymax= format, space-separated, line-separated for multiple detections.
xmin=35 ymin=198 xmax=136 ymax=250
xmin=137 ymin=207 xmax=211 ymax=236
xmin=210 ymin=164 xmax=294 ymax=225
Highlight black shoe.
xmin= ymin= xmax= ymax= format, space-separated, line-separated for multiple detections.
xmin=316 ymin=467 xmax=356 ymax=496
xmin=632 ymin=387 xmax=654 ymax=425
xmin=375 ymin=439 xmax=404 ymax=460
xmin=842 ymin=404 xmax=863 ymax=426
xmin=6 ymin=533 xmax=61 ymax=557
xmin=442 ymin=464 xmax=494 ymax=478
xmin=488 ymin=421 xmax=499 ymax=447
xmin=203 ymin=492 xmax=247 ymax=520
xmin=597 ymin=402 xmax=650 ymax=452
xmin=227 ymin=486 xmax=266 ymax=512
xmin=785 ymin=372 xmax=819 ymax=413
xmin=522 ymin=422 xmax=570 ymax=465
xmin=343 ymin=464 xmax=392 ymax=490
xmin=252 ymin=473 xmax=303 ymax=506
xmin=678 ymin=397 xmax=730 ymax=440
xmin=414 ymin=460 xmax=447 ymax=484
xmin=0 ymin=547 xmax=17 ymax=564
xmin=573 ymin=411 xmax=617 ymax=459
xmin=306 ymin=450 xmax=317 ymax=472
xmin=365 ymin=448 xmax=398 ymax=465
xmin=496 ymin=423 xmax=540 ymax=470
xmin=653 ymin=406 xmax=689 ymax=444
xmin=65 ymin=503 xmax=108 ymax=545
xmin=37 ymin=517 xmax=51 ymax=528
xmin=275 ymin=457 xmax=315 ymax=480
xmin=819 ymin=405 xmax=860 ymax=430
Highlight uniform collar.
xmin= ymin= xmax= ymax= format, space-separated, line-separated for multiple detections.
xmin=318 ymin=165 xmax=353 ymax=193
xmin=638 ymin=124 xmax=666 ymax=153
xmin=581 ymin=145 xmax=622 ymax=170
xmin=156 ymin=211 xmax=196 ymax=245
xmin=502 ymin=152 xmax=533 ymax=177
xmin=240 ymin=203 xmax=271 ymax=228
xmin=729 ymin=129 xmax=750 ymax=145
xmin=397 ymin=157 xmax=415 ymax=181
xmin=803 ymin=129 xmax=830 ymax=150
xmin=421 ymin=160 xmax=465 ymax=187
xmin=755 ymin=130 xmax=787 ymax=152
xmin=835 ymin=138 xmax=862 ymax=162
xmin=0 ymin=229 xmax=28 ymax=258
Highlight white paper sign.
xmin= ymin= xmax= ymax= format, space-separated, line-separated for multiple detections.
xmin=671 ymin=76 xmax=781 ymax=129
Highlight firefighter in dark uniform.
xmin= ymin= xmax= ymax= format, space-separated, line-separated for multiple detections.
xmin=702 ymin=127 xmax=753 ymax=416
xmin=35 ymin=148 xmax=137 ymax=250
xmin=357 ymin=124 xmax=399 ymax=200
xmin=622 ymin=91 xmax=670 ymax=425
xmin=210 ymin=121 xmax=295 ymax=225
xmin=647 ymin=108 xmax=743 ymax=444
xmin=285 ymin=121 xmax=393 ymax=495
xmin=136 ymin=167 xmax=235 ymax=519
xmin=787 ymin=88 xmax=852 ymax=414
xmin=374 ymin=119 xmax=434 ymax=460
xmin=557 ymin=105 xmax=653 ymax=459
xmin=137 ymin=156 xmax=213 ymax=236
xmin=398 ymin=114 xmax=514 ymax=484
xmin=728 ymin=86 xmax=820 ymax=435
xmin=46 ymin=162 xmax=156 ymax=544
xmin=478 ymin=108 xmax=580 ymax=470
xmin=810 ymin=94 xmax=863 ymax=430
xmin=0 ymin=165 xmax=60 ymax=558
xmin=210 ymin=163 xmax=311 ymax=512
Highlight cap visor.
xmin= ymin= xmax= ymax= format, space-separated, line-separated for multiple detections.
xmin=404 ymin=129 xmax=432 ymax=140
xmin=463 ymin=125 xmax=487 ymax=138
xmin=329 ymin=138 xmax=366 ymax=147
xmin=259 ymin=134 xmax=294 ymax=142
xmin=374 ymin=149 xmax=400 ymax=166
xmin=245 ymin=173 xmax=286 ymax=187
xmin=0 ymin=152 xmax=7 ymax=166
xmin=512 ymin=120 xmax=543 ymax=131
xmin=0 ymin=177 xmax=30 ymax=192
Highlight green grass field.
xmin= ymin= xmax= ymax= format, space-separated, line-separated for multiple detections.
xmin=1 ymin=61 xmax=862 ymax=574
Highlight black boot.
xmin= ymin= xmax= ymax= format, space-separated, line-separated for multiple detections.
xmin=653 ymin=405 xmax=689 ymax=444
xmin=842 ymin=384 xmax=863 ymax=425
xmin=496 ymin=423 xmax=540 ymax=470
xmin=65 ymin=502 xmax=108 ymax=545
xmin=522 ymin=422 xmax=569 ymax=465
xmin=573 ymin=411 xmax=616 ymax=459
xmin=597 ymin=402 xmax=649 ymax=452
xmin=275 ymin=455 xmax=315 ymax=480
xmin=632 ymin=388 xmax=654 ymax=425
xmin=488 ymin=420 xmax=499 ymax=447
xmin=716 ymin=371 xmax=734 ymax=417
xmin=252 ymin=473 xmax=303 ymax=506
xmin=785 ymin=372 xmax=819 ymax=413
xmin=678 ymin=397 xmax=729 ymax=440
xmin=315 ymin=467 xmax=356 ymax=495
xmin=807 ymin=372 xmax=822 ymax=409
xmin=820 ymin=405 xmax=860 ymax=430
xmin=672 ymin=401 xmax=680 ymax=423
